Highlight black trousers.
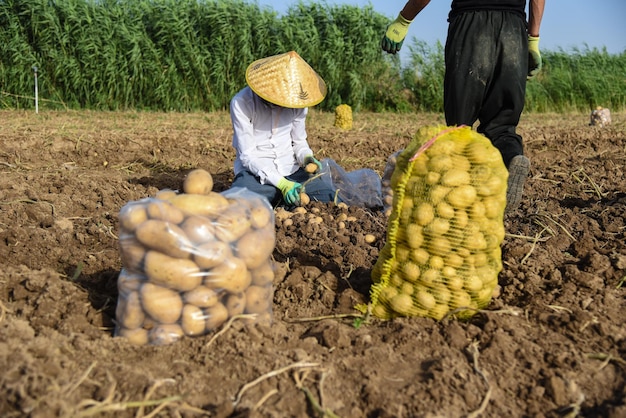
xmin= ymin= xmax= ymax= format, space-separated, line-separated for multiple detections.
xmin=444 ymin=11 xmax=528 ymax=168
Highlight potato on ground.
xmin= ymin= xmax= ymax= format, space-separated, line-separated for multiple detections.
xmin=183 ymin=169 xmax=214 ymax=195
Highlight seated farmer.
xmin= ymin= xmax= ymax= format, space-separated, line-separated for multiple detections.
xmin=229 ymin=51 xmax=337 ymax=208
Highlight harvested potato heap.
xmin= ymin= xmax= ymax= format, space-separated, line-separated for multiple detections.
xmin=115 ymin=169 xmax=276 ymax=346
xmin=369 ymin=125 xmax=508 ymax=320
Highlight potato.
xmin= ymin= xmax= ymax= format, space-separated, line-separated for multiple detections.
xmin=465 ymin=140 xmax=500 ymax=164
xmin=193 ymin=240 xmax=233 ymax=270
xmin=446 ymin=185 xmax=477 ymax=209
xmin=116 ymin=290 xmax=145 ymax=330
xmin=305 ymin=162 xmax=318 ymax=173
xmin=411 ymin=248 xmax=430 ymax=265
xmin=475 ymin=286 xmax=494 ymax=305
xmin=424 ymin=217 xmax=450 ymax=236
xmin=142 ymin=316 xmax=157 ymax=331
xmin=183 ymin=169 xmax=213 ymax=195
xmin=180 ymin=215 xmax=216 ymax=244
xmin=402 ymin=262 xmax=420 ymax=283
xmin=244 ymin=285 xmax=273 ymax=315
xmin=204 ymin=256 xmax=251 ymax=293
xmin=389 ymin=293 xmax=414 ymax=316
xmin=299 ymin=192 xmax=310 ymax=206
xmin=224 ymin=292 xmax=246 ymax=317
xmin=146 ymin=200 xmax=185 ymax=224
xmin=119 ymin=236 xmax=146 ymax=273
xmin=428 ymin=154 xmax=454 ymax=173
xmin=372 ymin=303 xmax=392 ymax=320
xmin=119 ymin=202 xmax=148 ymax=233
xmin=140 ymin=282 xmax=183 ymax=324
xmin=183 ymin=285 xmax=220 ymax=308
xmin=250 ymin=260 xmax=275 ymax=286
xmin=181 ymin=304 xmax=207 ymax=336
xmin=135 ymin=219 xmax=193 ymax=260
xmin=420 ymin=268 xmax=440 ymax=287
xmin=441 ymin=168 xmax=470 ymax=187
xmin=149 ymin=323 xmax=184 ymax=345
xmin=248 ymin=200 xmax=272 ymax=229
xmin=168 ymin=192 xmax=229 ymax=217
xmin=214 ymin=204 xmax=252 ymax=243
xmin=446 ymin=274 xmax=464 ymax=291
xmin=413 ymin=202 xmax=434 ymax=226
xmin=205 ymin=302 xmax=229 ymax=331
xmin=117 ymin=327 xmax=149 ymax=346
xmin=436 ymin=201 xmax=455 ymax=219
xmin=235 ymin=225 xmax=275 ymax=269
xmin=154 ymin=189 xmax=178 ymax=201
xmin=415 ymin=289 xmax=436 ymax=310
xmin=144 ymin=250 xmax=202 ymax=291
xmin=463 ymin=273 xmax=483 ymax=293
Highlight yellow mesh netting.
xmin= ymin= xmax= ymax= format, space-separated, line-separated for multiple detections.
xmin=368 ymin=125 xmax=508 ymax=320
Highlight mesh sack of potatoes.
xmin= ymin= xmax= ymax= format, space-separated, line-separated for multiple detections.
xmin=369 ymin=125 xmax=508 ymax=320
xmin=334 ymin=104 xmax=353 ymax=130
xmin=114 ymin=169 xmax=275 ymax=346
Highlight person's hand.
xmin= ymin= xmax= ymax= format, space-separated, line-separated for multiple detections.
xmin=381 ymin=14 xmax=412 ymax=54
xmin=304 ymin=155 xmax=322 ymax=173
xmin=277 ymin=178 xmax=302 ymax=206
xmin=527 ymin=36 xmax=542 ymax=79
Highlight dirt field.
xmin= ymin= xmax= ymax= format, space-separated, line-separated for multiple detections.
xmin=0 ymin=109 xmax=625 ymax=418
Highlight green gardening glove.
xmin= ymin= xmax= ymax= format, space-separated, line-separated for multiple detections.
xmin=528 ymin=36 xmax=542 ymax=79
xmin=381 ymin=14 xmax=412 ymax=54
xmin=304 ymin=155 xmax=322 ymax=174
xmin=277 ymin=177 xmax=302 ymax=206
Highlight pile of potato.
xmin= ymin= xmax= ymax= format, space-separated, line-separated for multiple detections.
xmin=115 ymin=169 xmax=275 ymax=345
xmin=370 ymin=125 xmax=508 ymax=320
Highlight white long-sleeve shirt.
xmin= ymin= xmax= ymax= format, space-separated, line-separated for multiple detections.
xmin=230 ymin=86 xmax=314 ymax=187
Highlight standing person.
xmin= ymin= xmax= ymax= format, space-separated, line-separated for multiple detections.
xmin=229 ymin=51 xmax=336 ymax=208
xmin=381 ymin=0 xmax=545 ymax=211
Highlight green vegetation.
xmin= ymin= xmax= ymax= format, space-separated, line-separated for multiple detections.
xmin=1 ymin=0 xmax=624 ymax=113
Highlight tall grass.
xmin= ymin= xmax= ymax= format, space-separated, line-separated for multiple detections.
xmin=0 ymin=0 xmax=624 ymax=113
xmin=525 ymin=46 xmax=626 ymax=112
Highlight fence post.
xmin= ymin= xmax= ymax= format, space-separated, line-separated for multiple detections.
xmin=32 ymin=66 xmax=39 ymax=114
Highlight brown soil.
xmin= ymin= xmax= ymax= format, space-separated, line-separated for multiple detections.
xmin=1 ymin=109 xmax=625 ymax=418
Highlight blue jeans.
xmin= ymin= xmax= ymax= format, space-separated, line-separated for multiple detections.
xmin=231 ymin=168 xmax=339 ymax=208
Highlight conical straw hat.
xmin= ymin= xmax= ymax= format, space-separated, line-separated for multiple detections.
xmin=246 ymin=51 xmax=327 ymax=108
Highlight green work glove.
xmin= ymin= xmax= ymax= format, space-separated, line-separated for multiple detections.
xmin=527 ymin=36 xmax=542 ymax=79
xmin=277 ymin=177 xmax=302 ymax=206
xmin=304 ymin=155 xmax=322 ymax=173
xmin=381 ymin=14 xmax=412 ymax=54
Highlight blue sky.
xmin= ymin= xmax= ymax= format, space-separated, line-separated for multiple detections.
xmin=256 ymin=0 xmax=626 ymax=59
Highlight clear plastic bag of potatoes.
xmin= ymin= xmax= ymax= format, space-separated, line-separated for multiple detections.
xmin=115 ymin=185 xmax=275 ymax=346
xmin=318 ymin=158 xmax=383 ymax=209
xmin=367 ymin=125 xmax=508 ymax=321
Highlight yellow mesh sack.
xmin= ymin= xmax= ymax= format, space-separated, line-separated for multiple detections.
xmin=334 ymin=104 xmax=353 ymax=130
xmin=369 ymin=125 xmax=508 ymax=320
